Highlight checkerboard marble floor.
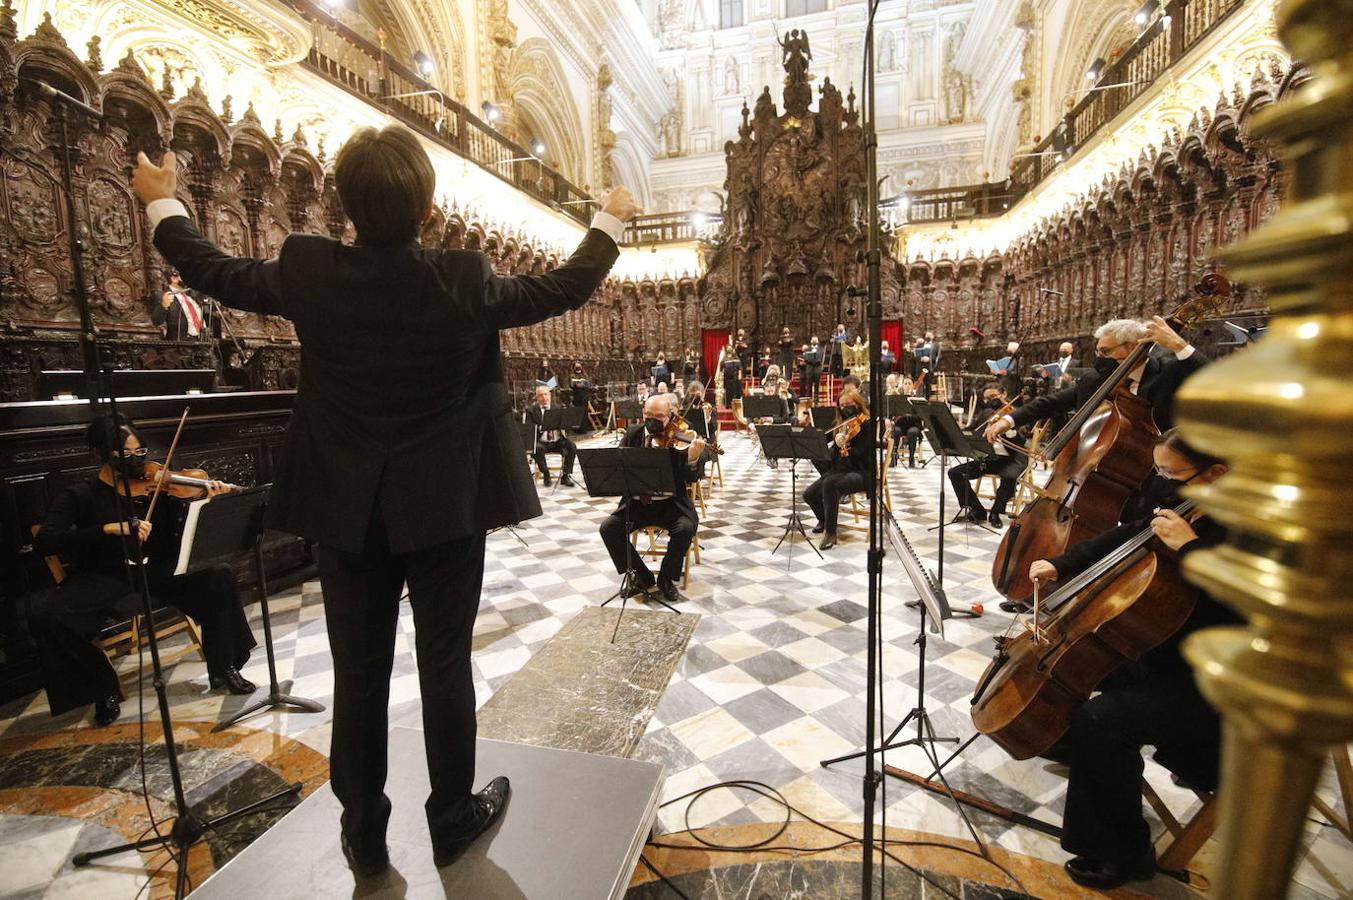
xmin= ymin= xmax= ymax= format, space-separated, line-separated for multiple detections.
xmin=2 ymin=431 xmax=1350 ymax=898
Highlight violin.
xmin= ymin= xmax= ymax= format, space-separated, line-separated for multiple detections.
xmin=99 ymin=460 xmax=238 ymax=500
xmin=831 ymin=410 xmax=871 ymax=457
xmin=652 ymin=415 xmax=724 ymax=455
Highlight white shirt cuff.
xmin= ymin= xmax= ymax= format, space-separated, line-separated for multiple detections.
xmin=146 ymin=198 xmax=190 ymax=232
xmin=589 ymin=211 xmax=625 ymax=245
xmin=1175 ymin=345 xmax=1196 ymax=360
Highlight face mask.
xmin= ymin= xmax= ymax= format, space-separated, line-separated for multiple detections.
xmin=114 ymin=455 xmax=147 ymax=478
xmin=985 ymin=397 xmax=1002 ymax=408
xmin=840 ymin=405 xmax=860 ymax=418
xmin=1094 ymin=356 xmax=1119 ymax=376
xmin=644 ymin=418 xmax=667 ymax=436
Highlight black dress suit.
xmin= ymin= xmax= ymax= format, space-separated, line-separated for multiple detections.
xmin=152 ymin=211 xmax=618 ymax=857
xmin=152 ymin=288 xmax=207 ymax=341
xmin=598 ymin=424 xmax=702 ymax=588
xmin=526 ymin=402 xmax=577 ymax=480
xmin=1041 ymin=481 xmax=1242 ymax=865
xmin=948 ymin=405 xmax=1026 ymax=517
xmin=1010 ymin=350 xmax=1206 ymax=435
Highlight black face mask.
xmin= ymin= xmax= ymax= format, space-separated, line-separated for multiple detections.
xmin=985 ymin=397 xmax=1003 ymax=409
xmin=840 ymin=405 xmax=860 ymax=419
xmin=645 ymin=417 xmax=667 ymax=436
xmin=113 ymin=455 xmax=147 ymax=478
xmin=1093 ymin=355 xmax=1120 ymax=377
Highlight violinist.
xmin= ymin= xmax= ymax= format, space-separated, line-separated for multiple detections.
xmin=1027 ymin=429 xmax=1241 ymax=890
xmin=950 ymin=383 xmax=1026 ymax=527
xmin=885 ymin=374 xmax=923 ymax=468
xmin=597 ymin=396 xmax=705 ymax=606
xmin=735 ymin=328 xmax=753 ymax=374
xmin=680 ymin=380 xmax=712 ymax=438
xmin=527 ymin=385 xmax=577 ymax=487
xmin=983 ymin=317 xmax=1204 ymax=444
xmin=803 ymin=385 xmax=873 ymax=550
xmin=29 ymin=415 xmax=257 ymax=727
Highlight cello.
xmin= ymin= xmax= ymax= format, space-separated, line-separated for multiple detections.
xmin=989 ymin=278 xmax=1228 ymax=603
xmin=970 ymin=499 xmax=1200 ymax=759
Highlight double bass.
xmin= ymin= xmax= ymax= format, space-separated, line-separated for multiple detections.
xmin=989 ymin=279 xmax=1228 ymax=603
xmin=970 ymin=500 xmax=1200 ymax=758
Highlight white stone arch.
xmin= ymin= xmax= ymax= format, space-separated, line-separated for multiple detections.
xmin=1048 ymin=0 xmax=1137 ymax=123
xmin=610 ymin=135 xmax=652 ymax=208
xmin=508 ymin=39 xmax=586 ymax=183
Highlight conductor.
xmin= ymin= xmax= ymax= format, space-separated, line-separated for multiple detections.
xmin=132 ymin=127 xmax=639 ymax=875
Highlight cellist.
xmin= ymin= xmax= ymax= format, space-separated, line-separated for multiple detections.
xmin=1026 ymin=429 xmax=1242 ymax=890
xmin=982 ymin=316 xmax=1204 ymax=445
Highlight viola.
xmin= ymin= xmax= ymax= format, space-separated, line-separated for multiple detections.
xmin=970 ymin=500 xmax=1200 ymax=759
xmin=833 ymin=410 xmax=871 ymax=457
xmin=989 ymin=278 xmax=1228 ymax=603
xmin=652 ymin=415 xmax=723 ymax=455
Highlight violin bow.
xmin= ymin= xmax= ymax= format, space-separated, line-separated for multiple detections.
xmin=145 ymin=406 xmax=190 ymax=521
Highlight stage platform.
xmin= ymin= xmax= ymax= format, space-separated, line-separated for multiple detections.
xmin=193 ymin=727 xmax=664 ymax=899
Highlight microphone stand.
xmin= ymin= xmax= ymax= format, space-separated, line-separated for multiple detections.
xmin=39 ymin=89 xmax=298 ymax=895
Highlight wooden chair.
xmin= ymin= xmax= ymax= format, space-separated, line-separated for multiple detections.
xmin=732 ymin=398 xmax=749 ymax=434
xmin=847 ymin=433 xmax=895 ymax=523
xmin=977 ymin=421 xmax=1049 ymax=516
xmin=31 ymin=525 xmax=206 ymax=669
xmin=629 ymin=485 xmax=701 ymax=590
xmin=586 ymin=401 xmax=605 ymax=432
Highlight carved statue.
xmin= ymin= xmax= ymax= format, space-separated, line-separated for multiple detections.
xmin=779 ymin=29 xmax=812 ymax=86
xmin=724 ymin=56 xmax=740 ymax=95
xmin=879 ymin=30 xmax=896 ymax=73
xmin=661 ymin=110 xmax=683 ymax=157
xmin=944 ymin=69 xmax=969 ymax=123
xmin=489 ymin=0 xmax=517 ymax=103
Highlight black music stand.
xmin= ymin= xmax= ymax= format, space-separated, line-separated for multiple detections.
xmin=538 ymin=406 xmax=584 ymax=435
xmin=741 ymin=395 xmax=786 ymax=422
xmin=181 ymin=486 xmax=326 ymax=732
xmin=576 ymin=447 xmax=682 ymax=641
xmin=884 ymin=395 xmax=931 ymax=469
xmin=756 ymin=424 xmax=829 ymax=567
xmin=612 ymin=400 xmax=644 ymax=442
xmin=808 ymin=406 xmax=837 ymax=430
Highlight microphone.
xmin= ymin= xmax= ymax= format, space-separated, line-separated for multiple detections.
xmin=30 ymin=80 xmax=104 ymax=120
xmin=1039 ymin=288 xmax=1065 ymax=295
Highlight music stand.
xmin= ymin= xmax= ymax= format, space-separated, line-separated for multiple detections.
xmin=756 ymin=424 xmax=829 ymax=567
xmin=538 ymin=406 xmax=585 ymax=435
xmin=576 ymin=447 xmax=682 ymax=641
xmin=885 ymin=395 xmax=931 ymax=468
xmin=741 ymin=396 xmax=786 ymax=422
xmin=181 ymin=486 xmax=326 ymax=732
xmin=915 ymin=400 xmax=995 ymax=584
xmin=808 ymin=406 xmax=837 ymax=430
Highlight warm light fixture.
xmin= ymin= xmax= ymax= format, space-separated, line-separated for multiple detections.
xmin=481 ymin=101 xmax=500 ymax=124
xmin=690 ymin=211 xmax=708 ymax=228
xmin=532 ymin=139 xmax=546 ymax=156
xmin=1085 ymin=58 xmax=1106 ymax=82
xmin=1135 ymin=0 xmax=1159 ymax=26
xmin=413 ymin=51 xmax=434 ymax=78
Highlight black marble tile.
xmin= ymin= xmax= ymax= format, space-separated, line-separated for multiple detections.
xmin=819 ymin=598 xmax=870 ymax=623
xmin=735 ymin=650 xmax=809 ymax=685
xmin=722 ymin=687 xmax=808 ymax=734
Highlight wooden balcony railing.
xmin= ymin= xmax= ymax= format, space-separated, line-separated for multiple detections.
xmin=283 ymin=0 xmax=595 ymax=226
xmin=1009 ymin=0 xmax=1246 ymax=194
xmin=891 ymin=182 xmax=1019 ymax=224
xmin=623 ymin=211 xmax=722 ymax=245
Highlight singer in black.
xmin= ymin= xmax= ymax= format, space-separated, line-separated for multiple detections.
xmin=152 ymin=268 xmax=208 ymax=341
xmin=598 ymin=395 xmax=705 ymax=605
xmin=949 ymin=383 xmax=1025 ymax=528
xmin=800 ymin=336 xmax=824 ymax=402
xmin=29 ymin=415 xmax=257 ymax=727
xmin=803 ymin=385 xmax=873 ymax=550
xmin=133 ymin=128 xmax=637 ymax=875
xmin=777 ymin=327 xmax=796 ymax=374
xmin=985 ymin=317 xmax=1205 ymax=445
xmin=526 ymin=385 xmax=577 ymax=486
xmin=1028 ymin=430 xmax=1241 ymax=889
xmin=568 ymin=361 xmax=593 ymax=432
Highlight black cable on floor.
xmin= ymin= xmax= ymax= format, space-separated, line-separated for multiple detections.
xmin=638 ymin=852 xmax=694 ymax=900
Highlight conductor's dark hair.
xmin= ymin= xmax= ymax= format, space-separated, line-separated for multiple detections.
xmin=86 ymin=414 xmax=142 ymax=460
xmin=334 ymin=125 xmax=435 ymax=247
xmin=1156 ymin=427 xmax=1225 ymax=471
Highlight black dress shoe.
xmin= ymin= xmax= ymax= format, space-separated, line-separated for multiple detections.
xmin=999 ymin=599 xmax=1031 ymax=614
xmin=1064 ymin=853 xmax=1155 ymax=889
xmin=94 ymin=695 xmax=121 ymax=727
xmin=341 ymin=831 xmax=390 ymax=878
xmin=988 ymin=510 xmax=1004 ymax=528
xmin=433 ymin=776 xmax=511 ymax=867
xmin=541 ymin=475 xmax=553 ymax=487
xmin=820 ymin=532 xmax=838 ymax=550
xmin=559 ymin=474 xmax=575 ymax=487
xmin=958 ymin=506 xmax=985 ymax=524
xmin=811 ymin=523 xmax=825 ymax=534
xmin=656 ymin=579 xmax=688 ymax=605
xmin=210 ymin=667 xmax=257 ymax=695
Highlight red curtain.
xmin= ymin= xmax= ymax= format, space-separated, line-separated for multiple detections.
xmin=702 ymin=329 xmax=728 ymax=385
xmin=880 ymin=319 xmax=904 ymax=371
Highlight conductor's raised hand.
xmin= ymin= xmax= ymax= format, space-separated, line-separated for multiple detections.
xmin=601 ymin=186 xmax=640 ymax=222
xmin=132 ymin=150 xmax=178 ymax=205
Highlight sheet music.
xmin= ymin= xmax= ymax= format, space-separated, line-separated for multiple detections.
xmin=173 ymin=496 xmax=212 ymax=576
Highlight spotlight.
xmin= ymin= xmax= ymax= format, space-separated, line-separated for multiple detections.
xmin=413 ymin=51 xmax=434 ymax=78
xmin=531 ymin=140 xmax=545 ymax=156
xmin=481 ymin=101 xmax=500 ymax=123
xmin=324 ymin=0 xmax=357 ymax=11
xmin=1134 ymin=0 xmax=1159 ymax=25
xmin=690 ymin=211 xmax=708 ymax=228
xmin=1085 ymin=57 xmax=1106 ymax=82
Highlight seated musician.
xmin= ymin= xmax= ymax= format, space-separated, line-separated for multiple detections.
xmin=635 ymin=382 xmax=650 ymax=403
xmin=950 ymin=383 xmax=1025 ymax=527
xmin=680 ymin=380 xmax=710 ymax=437
xmin=30 ymin=415 xmax=258 ymax=726
xmin=984 ymin=316 xmax=1204 ymax=444
xmin=598 ymin=396 xmax=705 ymax=606
xmin=1028 ymin=429 xmax=1241 ymax=889
xmin=526 ymin=385 xmax=577 ymax=487
xmin=803 ymin=385 xmax=873 ymax=551
xmin=885 ymin=374 xmax=924 ymax=468
xmin=755 ymin=365 xmax=793 ymax=422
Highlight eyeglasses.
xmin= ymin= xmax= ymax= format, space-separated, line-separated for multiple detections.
xmin=1095 ymin=342 xmax=1124 ymax=357
xmin=114 ymin=447 xmax=150 ymax=458
xmin=1154 ymin=465 xmax=1198 ymax=481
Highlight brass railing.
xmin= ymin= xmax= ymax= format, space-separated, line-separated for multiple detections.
xmin=282 ymin=0 xmax=595 ymax=225
xmin=1010 ymin=0 xmax=1246 ymax=193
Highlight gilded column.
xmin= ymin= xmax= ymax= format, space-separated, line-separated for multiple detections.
xmin=1175 ymin=1 xmax=1353 ymax=897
